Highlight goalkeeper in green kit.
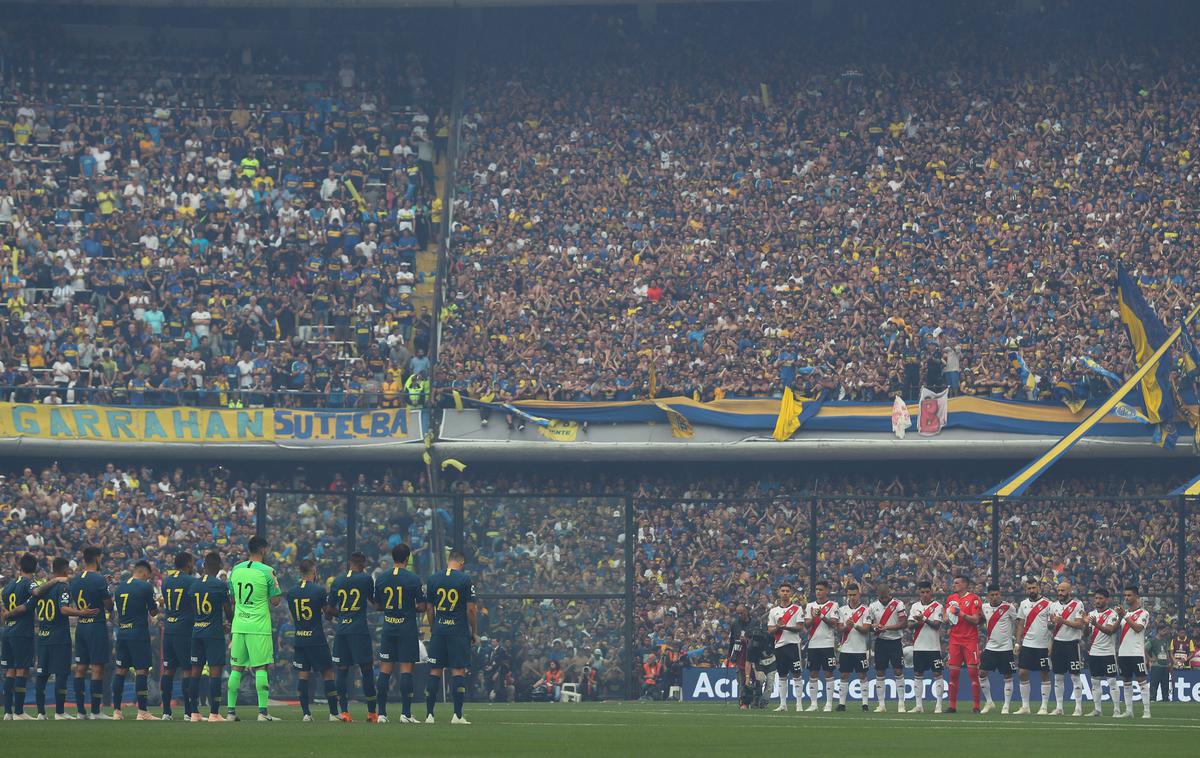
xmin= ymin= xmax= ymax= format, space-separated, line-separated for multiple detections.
xmin=226 ymin=536 xmax=283 ymax=721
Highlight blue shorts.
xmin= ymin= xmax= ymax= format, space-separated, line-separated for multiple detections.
xmin=293 ymin=643 xmax=334 ymax=673
xmin=332 ymin=634 xmax=373 ymax=667
xmin=426 ymin=635 xmax=471 ymax=670
xmin=379 ymin=628 xmax=420 ymax=665
xmin=115 ymin=638 xmax=153 ymax=670
xmin=2 ymin=636 xmax=36 ymax=670
xmin=36 ymin=643 xmax=72 ymax=676
xmin=190 ymin=636 xmax=226 ymax=668
xmin=73 ymin=624 xmax=110 ymax=667
xmin=164 ymin=633 xmax=192 ymax=671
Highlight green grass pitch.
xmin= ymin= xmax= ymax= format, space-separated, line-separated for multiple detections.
xmin=2 ymin=702 xmax=1196 ymax=756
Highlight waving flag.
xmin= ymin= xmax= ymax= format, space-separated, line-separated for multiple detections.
xmin=1078 ymin=356 xmax=1121 ymax=390
xmin=918 ymin=387 xmax=948 ymax=435
xmin=891 ymin=396 xmax=912 ymax=439
xmin=1116 ymin=263 xmax=1176 ymax=424
xmin=773 ymin=387 xmax=803 ymax=442
xmin=1008 ymin=350 xmax=1039 ymax=391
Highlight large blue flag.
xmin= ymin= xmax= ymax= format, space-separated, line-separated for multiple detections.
xmin=1116 ymin=263 xmax=1176 ymax=424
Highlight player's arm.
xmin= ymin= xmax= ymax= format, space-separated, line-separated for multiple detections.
xmin=268 ymin=569 xmax=283 ymax=607
xmin=467 ymin=600 xmax=478 ymax=644
xmin=962 ymin=598 xmax=982 ymax=626
xmin=1125 ymin=613 xmax=1147 ymax=633
xmin=1014 ymin=608 xmax=1026 ymax=648
xmin=61 ymin=589 xmax=98 ymax=618
xmin=147 ymin=586 xmax=159 ymax=618
xmin=30 ymin=576 xmax=66 ymax=598
xmin=885 ymin=606 xmax=908 ymax=631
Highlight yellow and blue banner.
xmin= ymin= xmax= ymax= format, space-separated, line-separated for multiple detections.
xmin=1117 ymin=263 xmax=1176 ymax=424
xmin=1170 ymin=472 xmax=1200 ymax=497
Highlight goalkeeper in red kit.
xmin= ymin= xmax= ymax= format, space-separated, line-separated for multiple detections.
xmin=945 ymin=575 xmax=984 ymax=713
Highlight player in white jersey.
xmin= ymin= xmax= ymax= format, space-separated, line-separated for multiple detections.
xmin=1084 ymin=588 xmax=1122 ymax=717
xmin=1047 ymin=581 xmax=1087 ymax=715
xmin=834 ymin=583 xmax=871 ymax=712
xmin=1015 ymin=579 xmax=1053 ymax=714
xmin=766 ymin=583 xmax=806 ymax=713
xmin=979 ymin=584 xmax=1018 ymax=714
xmin=907 ymin=580 xmax=946 ymax=714
xmin=1114 ymin=585 xmax=1151 ymax=719
xmin=803 ymin=580 xmax=840 ymax=712
xmin=868 ymin=581 xmax=908 ymax=713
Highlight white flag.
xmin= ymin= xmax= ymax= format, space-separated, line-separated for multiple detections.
xmin=918 ymin=387 xmax=949 ymax=436
xmin=891 ymin=396 xmax=912 ymax=439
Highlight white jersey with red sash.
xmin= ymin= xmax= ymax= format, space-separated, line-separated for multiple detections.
xmin=805 ymin=600 xmax=839 ymax=649
xmin=768 ymin=603 xmax=804 ymax=647
xmin=1117 ymin=607 xmax=1149 ymax=658
xmin=1050 ymin=599 xmax=1084 ymax=642
xmin=838 ymin=604 xmax=870 ymax=654
xmin=1087 ymin=608 xmax=1118 ymax=657
xmin=867 ymin=598 xmax=907 ymax=641
xmin=982 ymin=602 xmax=1017 ymax=652
xmin=908 ymin=600 xmax=943 ymax=652
xmin=1017 ymin=597 xmax=1052 ymax=648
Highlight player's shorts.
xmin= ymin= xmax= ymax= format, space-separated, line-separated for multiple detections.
xmin=115 ymin=637 xmax=153 ymax=670
xmin=946 ymin=639 xmax=980 ymax=667
xmin=912 ymin=650 xmax=945 ymax=675
xmin=229 ymin=633 xmax=274 ymax=668
xmin=332 ymin=634 xmax=373 ymax=666
xmin=190 ymin=636 xmax=227 ymax=668
xmin=1 ymin=636 xmax=35 ymax=669
xmin=980 ymin=649 xmax=1016 ymax=673
xmin=1018 ymin=645 xmax=1050 ymax=672
xmin=379 ymin=629 xmax=421 ymax=665
xmin=1117 ymin=656 xmax=1147 ymax=679
xmin=1087 ymin=653 xmax=1118 ymax=678
xmin=426 ymin=634 xmax=472 ymax=670
xmin=838 ymin=652 xmax=868 ymax=675
xmin=874 ymin=638 xmax=904 ymax=671
xmin=807 ymin=647 xmax=837 ymax=674
xmin=774 ymin=643 xmax=803 ymax=676
xmin=164 ymin=633 xmax=192 ymax=670
xmin=36 ymin=643 xmax=71 ymax=676
xmin=293 ymin=643 xmax=334 ymax=673
xmin=73 ymin=627 xmax=110 ymax=666
xmin=1050 ymin=641 xmax=1083 ymax=674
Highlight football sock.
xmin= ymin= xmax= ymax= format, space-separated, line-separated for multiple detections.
xmin=226 ymin=669 xmax=242 ymax=711
xmin=360 ymin=666 xmax=376 ymax=714
xmin=74 ymin=676 xmax=86 ymax=714
xmin=968 ymin=666 xmax=981 ymax=707
xmin=981 ymin=673 xmax=993 ymax=704
xmin=55 ymin=678 xmax=67 ymax=714
xmin=161 ymin=673 xmax=174 ymax=715
xmin=452 ymin=675 xmax=465 ymax=718
xmin=335 ymin=668 xmax=350 ymax=711
xmin=135 ymin=673 xmax=148 ymax=711
xmin=35 ymin=673 xmax=49 ymax=714
xmin=1020 ymin=680 xmax=1031 ymax=707
xmin=1003 ymin=678 xmax=1013 ymax=708
xmin=376 ymin=672 xmax=391 ymax=717
xmin=324 ymin=678 xmax=339 ymax=716
xmin=210 ymin=676 xmax=222 ymax=714
xmin=298 ymin=677 xmax=310 ymax=716
xmin=400 ymin=672 xmax=414 ymax=717
xmin=255 ymin=670 xmax=269 ymax=711
xmin=112 ymin=673 xmax=126 ymax=710
xmin=1039 ymin=680 xmax=1050 ymax=706
xmin=426 ymin=675 xmax=441 ymax=715
xmin=90 ymin=678 xmax=104 ymax=714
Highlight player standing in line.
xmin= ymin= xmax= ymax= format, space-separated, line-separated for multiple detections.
xmin=1 ymin=554 xmax=38 ymax=719
xmin=803 ymin=580 xmax=839 ymax=712
xmin=374 ymin=544 xmax=427 ymax=723
xmin=328 ymin=552 xmax=378 ymax=723
xmin=112 ymin=560 xmax=158 ymax=720
xmin=944 ymin=575 xmax=983 ymax=714
xmin=227 ymin=536 xmax=283 ymax=722
xmin=834 ymin=583 xmax=870 ymax=712
xmin=160 ymin=552 xmax=197 ymax=721
xmin=979 ymin=584 xmax=1018 ymax=714
xmin=1084 ymin=588 xmax=1122 ymax=717
xmin=1015 ymin=578 xmax=1053 ymax=714
xmin=868 ymin=581 xmax=907 ymax=713
xmin=424 ymin=550 xmax=477 ymax=725
xmin=190 ymin=552 xmax=232 ymax=722
xmin=766 ymin=582 xmax=805 ymax=713
xmin=69 ymin=547 xmax=113 ymax=719
xmin=908 ymin=580 xmax=946 ymax=714
xmin=1047 ymin=581 xmax=1086 ymax=716
xmin=32 ymin=558 xmax=95 ymax=719
xmin=1114 ymin=585 xmax=1151 ymax=719
xmin=286 ymin=559 xmax=345 ymax=722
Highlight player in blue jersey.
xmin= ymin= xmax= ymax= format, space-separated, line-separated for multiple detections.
xmin=111 ymin=560 xmax=158 ymax=720
xmin=189 ymin=551 xmax=232 ymax=722
xmin=2 ymin=554 xmax=40 ymax=720
xmin=31 ymin=557 xmax=98 ymax=719
xmin=327 ymin=552 xmax=377 ymax=722
xmin=286 ymin=559 xmax=345 ymax=722
xmin=373 ymin=543 xmax=427 ymax=723
xmin=69 ymin=547 xmax=113 ymax=719
xmin=160 ymin=552 xmax=197 ymax=720
xmin=424 ymin=550 xmax=477 ymax=725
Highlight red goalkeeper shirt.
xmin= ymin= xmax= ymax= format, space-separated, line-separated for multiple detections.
xmin=946 ymin=592 xmax=982 ymax=645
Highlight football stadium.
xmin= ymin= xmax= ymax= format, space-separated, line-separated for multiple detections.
xmin=1 ymin=0 xmax=1199 ymax=755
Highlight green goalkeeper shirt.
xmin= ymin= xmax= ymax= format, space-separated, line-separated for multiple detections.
xmin=229 ymin=560 xmax=281 ymax=635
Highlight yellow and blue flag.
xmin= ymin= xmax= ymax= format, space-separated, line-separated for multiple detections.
xmin=773 ymin=387 xmax=803 ymax=442
xmin=1116 ymin=263 xmax=1176 ymax=424
xmin=1169 ymin=472 xmax=1200 ymax=497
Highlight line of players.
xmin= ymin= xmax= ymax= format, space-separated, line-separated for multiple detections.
xmin=0 ymin=542 xmax=478 ymax=724
xmin=763 ymin=575 xmax=1152 ymax=718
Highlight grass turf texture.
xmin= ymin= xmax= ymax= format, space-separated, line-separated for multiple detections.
xmin=1 ymin=702 xmax=1195 ymax=756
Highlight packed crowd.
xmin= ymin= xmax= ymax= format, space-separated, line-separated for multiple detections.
xmin=0 ymin=28 xmax=442 ymax=410
xmin=441 ymin=4 xmax=1200 ymax=405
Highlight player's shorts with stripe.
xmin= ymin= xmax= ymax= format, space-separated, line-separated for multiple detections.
xmin=874 ymin=638 xmax=904 ymax=671
xmin=773 ymin=643 xmax=802 ymax=676
xmin=190 ymin=636 xmax=227 ymax=668
xmin=293 ymin=642 xmax=334 ymax=672
xmin=912 ymin=650 xmax=944 ymax=675
xmin=1117 ymin=656 xmax=1147 ymax=679
xmin=332 ymin=634 xmax=373 ymax=666
xmin=36 ymin=643 xmax=71 ymax=676
xmin=1050 ymin=641 xmax=1083 ymax=674
xmin=946 ymin=640 xmax=980 ymax=667
xmin=807 ymin=647 xmax=837 ymax=673
xmin=73 ymin=627 xmax=110 ymax=666
xmin=1087 ymin=653 xmax=1118 ymax=678
xmin=379 ymin=628 xmax=421 ymax=665
xmin=427 ymin=634 xmax=472 ymax=669
xmin=115 ymin=637 xmax=152 ymax=670
xmin=838 ymin=652 xmax=868 ymax=675
xmin=2 ymin=636 xmax=35 ymax=669
xmin=229 ymin=633 xmax=274 ymax=668
xmin=980 ymin=649 xmax=1016 ymax=673
xmin=163 ymin=633 xmax=192 ymax=670
xmin=1018 ymin=645 xmax=1050 ymax=672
